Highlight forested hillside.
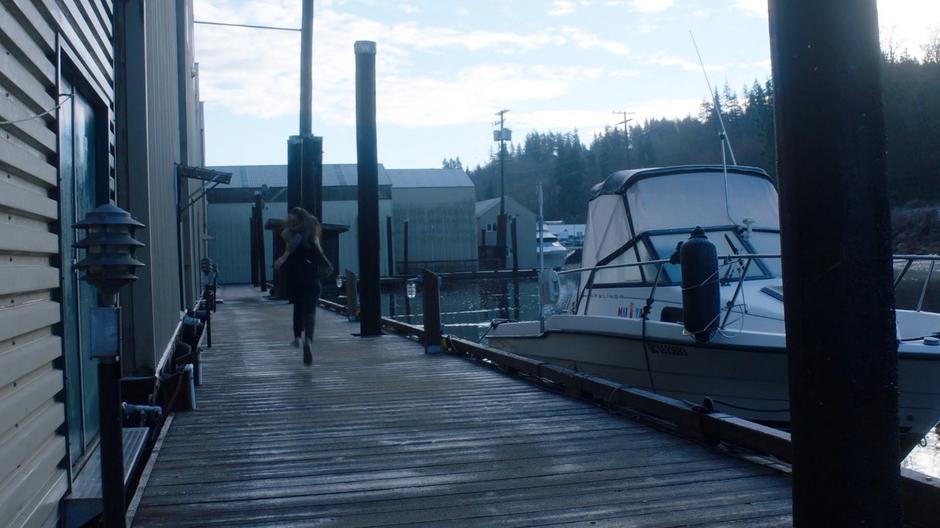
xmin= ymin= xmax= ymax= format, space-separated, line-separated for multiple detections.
xmin=460 ymin=50 xmax=940 ymax=228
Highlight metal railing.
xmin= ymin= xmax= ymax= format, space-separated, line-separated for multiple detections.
xmin=893 ymin=255 xmax=940 ymax=312
xmin=556 ymin=252 xmax=940 ymax=325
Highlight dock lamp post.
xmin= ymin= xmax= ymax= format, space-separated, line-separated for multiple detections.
xmin=74 ymin=204 xmax=145 ymax=528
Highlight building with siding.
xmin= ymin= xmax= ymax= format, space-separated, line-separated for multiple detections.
xmin=207 ymin=164 xmax=393 ymax=284
xmin=476 ymin=196 xmax=538 ymax=269
xmin=0 ymin=2 xmax=208 ymax=526
xmin=387 ymin=168 xmax=477 ymax=273
xmin=206 ymin=165 xmax=481 ymax=282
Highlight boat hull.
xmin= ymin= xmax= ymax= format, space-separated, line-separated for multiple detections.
xmin=487 ymin=318 xmax=940 ymax=456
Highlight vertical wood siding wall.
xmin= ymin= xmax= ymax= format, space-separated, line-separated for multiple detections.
xmin=0 ymin=1 xmax=206 ymax=526
xmin=0 ymin=1 xmax=113 ymax=527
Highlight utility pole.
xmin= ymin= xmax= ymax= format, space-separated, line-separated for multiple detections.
xmin=494 ymin=109 xmax=510 ymax=269
xmin=300 ymin=0 xmax=314 ymax=136
xmin=613 ymin=110 xmax=633 ymax=168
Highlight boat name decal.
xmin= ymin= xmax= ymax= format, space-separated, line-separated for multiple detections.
xmin=648 ymin=343 xmax=688 ymax=357
xmin=616 ymin=304 xmax=642 ymax=318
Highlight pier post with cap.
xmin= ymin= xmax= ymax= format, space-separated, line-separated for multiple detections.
xmin=355 ymin=40 xmax=382 ymax=336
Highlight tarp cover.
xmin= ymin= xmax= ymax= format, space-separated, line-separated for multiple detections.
xmin=581 ymin=195 xmax=632 ymax=274
xmin=582 ymin=167 xmax=779 ymax=269
xmin=626 ymin=170 xmax=779 ymax=234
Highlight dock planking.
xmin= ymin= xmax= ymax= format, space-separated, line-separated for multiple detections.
xmin=132 ymin=286 xmax=792 ymax=527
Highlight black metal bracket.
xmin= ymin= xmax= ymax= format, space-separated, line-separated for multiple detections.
xmin=177 ymin=164 xmax=232 ymax=213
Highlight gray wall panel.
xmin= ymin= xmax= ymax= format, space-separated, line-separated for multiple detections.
xmin=142 ymin=0 xmax=183 ymax=360
xmin=0 ymin=1 xmax=116 ymax=526
xmin=391 ymin=187 xmax=476 ymax=270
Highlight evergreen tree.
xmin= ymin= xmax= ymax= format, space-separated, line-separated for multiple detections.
xmin=461 ymin=55 xmax=939 ymax=222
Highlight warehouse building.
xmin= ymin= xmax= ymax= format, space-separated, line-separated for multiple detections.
xmin=206 ymin=166 xmax=480 ymax=281
xmin=476 ymin=197 xmax=538 ymax=269
xmin=206 ymin=164 xmax=394 ymax=283
xmin=387 ymin=169 xmax=478 ymax=273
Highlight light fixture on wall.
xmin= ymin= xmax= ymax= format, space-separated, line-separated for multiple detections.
xmin=74 ymin=203 xmax=145 ymax=528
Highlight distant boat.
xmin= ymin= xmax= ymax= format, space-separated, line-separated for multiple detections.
xmin=489 ymin=164 xmax=940 ymax=455
xmin=538 ymin=230 xmax=567 ymax=270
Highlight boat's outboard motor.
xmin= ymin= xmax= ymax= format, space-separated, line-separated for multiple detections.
xmin=680 ymin=227 xmax=720 ymax=343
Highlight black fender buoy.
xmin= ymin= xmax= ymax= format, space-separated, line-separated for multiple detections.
xmin=680 ymin=227 xmax=720 ymax=343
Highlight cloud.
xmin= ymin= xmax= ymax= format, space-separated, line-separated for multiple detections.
xmin=877 ymin=0 xmax=940 ymax=57
xmin=398 ymin=3 xmax=419 ymax=15
xmin=639 ymin=53 xmax=717 ymax=72
xmin=194 ymin=0 xmax=639 ymax=126
xmin=548 ymin=0 xmax=591 ymax=16
xmin=629 ymin=0 xmax=673 ymax=13
xmin=560 ymin=27 xmax=630 ymax=56
xmin=731 ymin=0 xmax=766 ymax=18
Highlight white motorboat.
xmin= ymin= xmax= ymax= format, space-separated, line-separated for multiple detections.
xmin=487 ymin=165 xmax=940 ymax=453
xmin=538 ymin=230 xmax=568 ymax=270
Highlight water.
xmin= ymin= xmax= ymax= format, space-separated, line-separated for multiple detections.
xmin=381 ymin=278 xmax=543 ymax=342
xmin=326 ymin=274 xmax=940 ymax=477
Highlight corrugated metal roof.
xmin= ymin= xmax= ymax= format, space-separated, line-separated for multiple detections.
xmin=387 ymin=168 xmax=474 ymax=188
xmin=475 ymin=197 xmax=501 ymax=217
xmin=209 ymin=164 xmax=392 ymax=188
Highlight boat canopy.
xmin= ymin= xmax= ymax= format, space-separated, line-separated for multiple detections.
xmin=582 ymin=165 xmax=780 ymax=274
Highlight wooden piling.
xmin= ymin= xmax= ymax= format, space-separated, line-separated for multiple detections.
xmin=422 ymin=269 xmax=442 ymax=353
xmin=254 ymin=192 xmax=267 ymax=292
xmin=511 ymin=216 xmax=519 ymax=274
xmin=354 ymin=40 xmax=382 ymax=336
xmin=300 ymin=135 xmax=324 ymax=221
xmin=345 ymin=270 xmax=358 ymax=321
xmin=769 ymin=1 xmax=900 ymax=525
xmin=386 ymin=216 xmax=394 ymax=277
xmin=403 ymin=220 xmax=410 ymax=275
xmin=249 ymin=209 xmax=260 ymax=287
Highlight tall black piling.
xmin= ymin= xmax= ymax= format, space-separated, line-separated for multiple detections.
xmin=249 ymin=206 xmax=260 ymax=287
xmin=497 ymin=214 xmax=508 ymax=269
xmin=510 ymin=216 xmax=519 ymax=274
xmin=422 ymin=269 xmax=442 ymax=354
xmin=768 ymin=1 xmax=900 ymax=525
xmin=355 ymin=40 xmax=381 ymax=336
xmin=301 ymin=136 xmax=323 ymax=220
xmin=287 ymin=137 xmax=303 ymax=212
xmin=254 ymin=192 xmax=267 ymax=291
xmin=386 ymin=216 xmax=395 ymax=276
xmin=403 ymin=220 xmax=410 ymax=275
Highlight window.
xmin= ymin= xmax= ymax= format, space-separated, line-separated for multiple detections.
xmin=594 ymin=247 xmax=642 ymax=284
xmin=649 ymin=231 xmax=768 ymax=284
xmin=744 ymin=231 xmax=782 ymax=277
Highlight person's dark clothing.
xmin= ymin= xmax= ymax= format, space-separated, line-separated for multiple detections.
xmin=284 ymin=233 xmax=323 ymax=352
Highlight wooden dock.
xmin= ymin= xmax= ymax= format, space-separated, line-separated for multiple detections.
xmin=131 ymin=286 xmax=794 ymax=527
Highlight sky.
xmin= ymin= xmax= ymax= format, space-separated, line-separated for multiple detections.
xmin=193 ymin=0 xmax=938 ymax=170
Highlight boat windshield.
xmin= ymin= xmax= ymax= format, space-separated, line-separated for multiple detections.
xmin=648 ymin=230 xmax=772 ymax=284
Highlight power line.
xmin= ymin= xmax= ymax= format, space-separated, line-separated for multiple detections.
xmin=194 ymin=20 xmax=300 ymax=32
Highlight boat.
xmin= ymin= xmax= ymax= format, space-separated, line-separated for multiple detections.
xmin=538 ymin=230 xmax=568 ymax=270
xmin=486 ymin=164 xmax=940 ymax=453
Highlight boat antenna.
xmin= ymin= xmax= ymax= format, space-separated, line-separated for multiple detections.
xmin=691 ymin=31 xmax=737 ymax=165
xmin=691 ymin=30 xmax=737 ymax=225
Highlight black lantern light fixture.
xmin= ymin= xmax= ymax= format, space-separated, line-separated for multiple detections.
xmin=73 ymin=203 xmax=145 ymax=528
xmin=75 ymin=203 xmax=145 ymax=301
